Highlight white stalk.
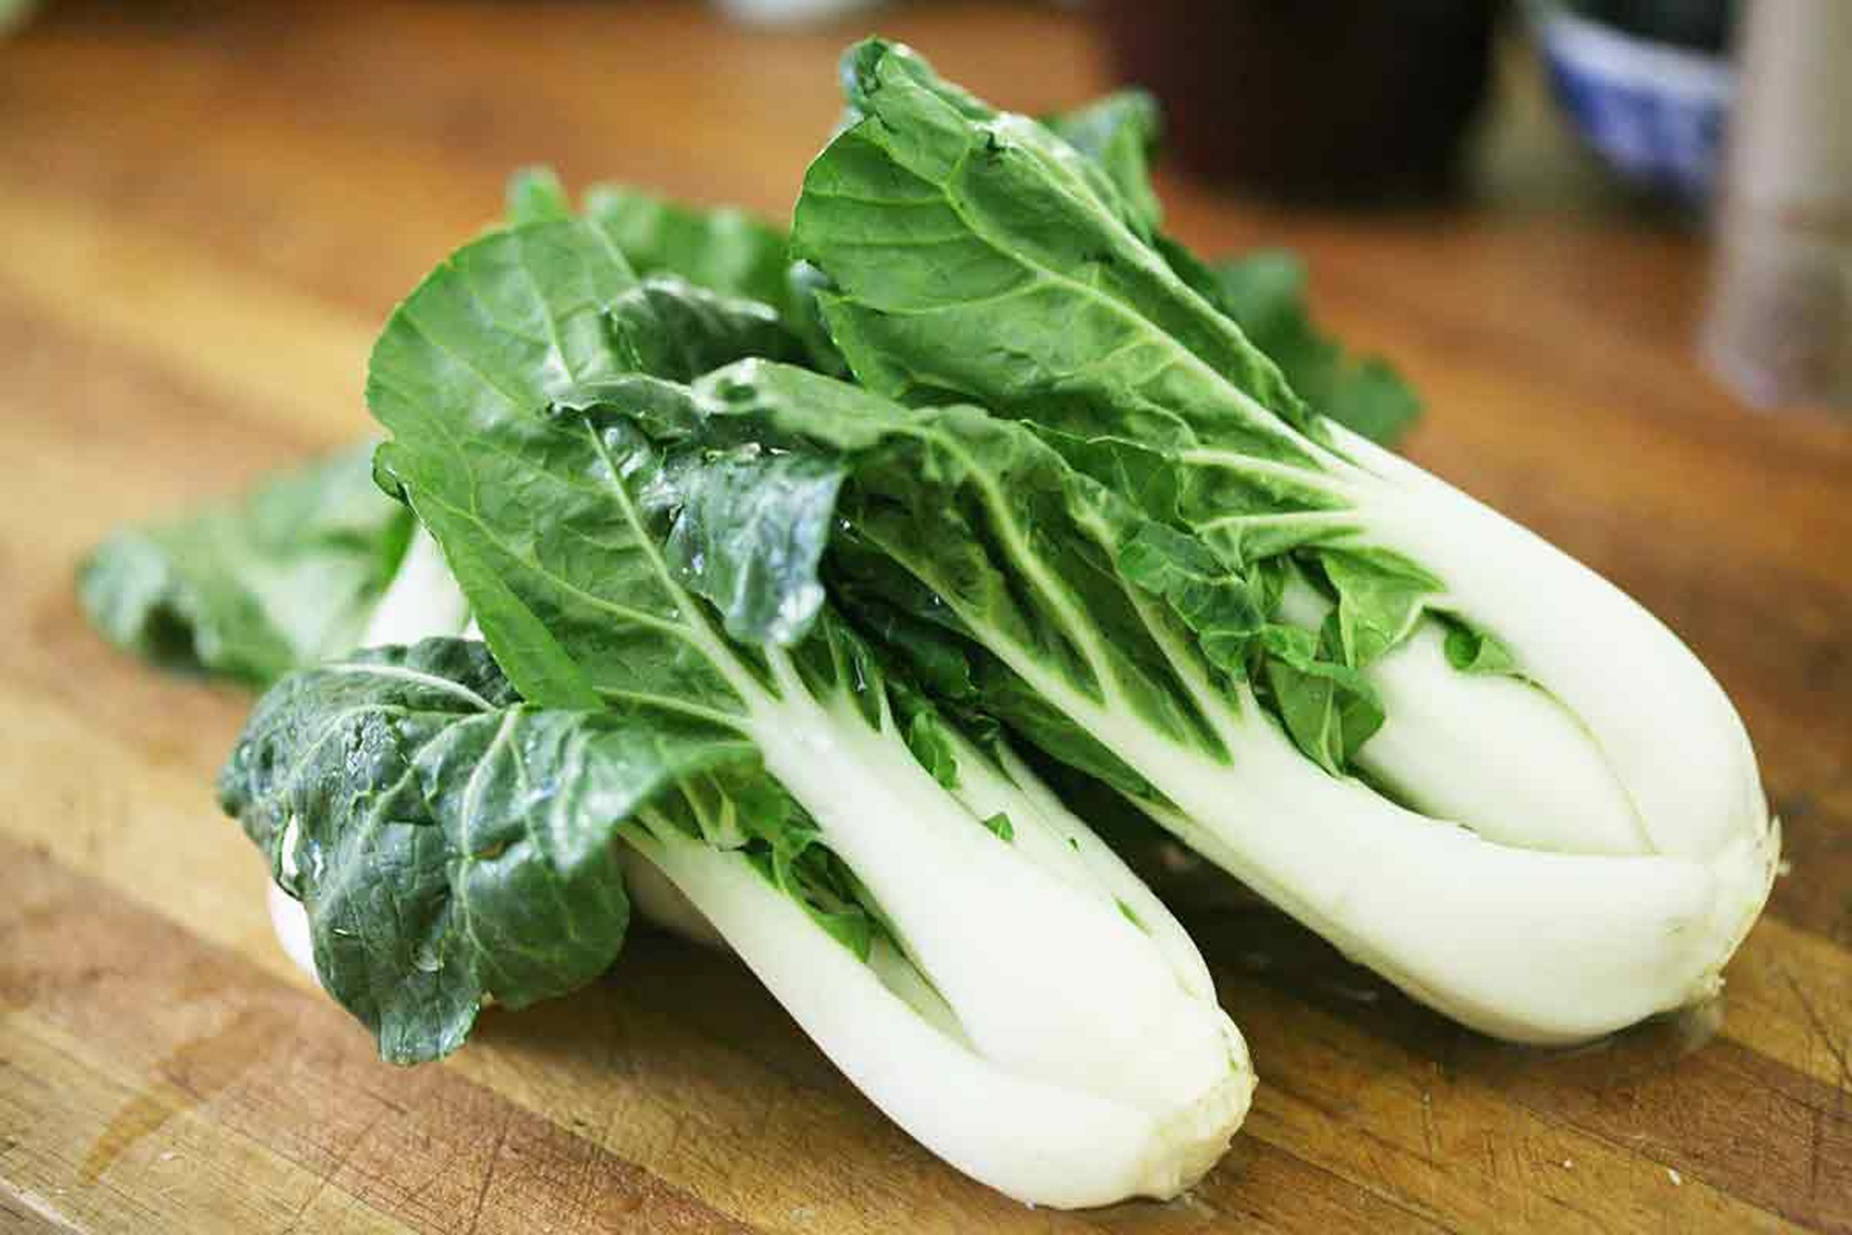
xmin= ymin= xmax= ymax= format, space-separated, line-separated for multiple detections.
xmin=977 ymin=615 xmax=1776 ymax=1044
xmin=268 ymin=882 xmax=320 ymax=985
xmin=617 ymin=845 xmax=728 ymax=949
xmin=627 ymin=822 xmax=1248 ymax=1208
xmin=359 ymin=528 xmax=470 ymax=648
xmin=1330 ymin=423 xmax=1769 ymax=863
xmin=1142 ymin=693 xmax=1777 ymax=1044
xmin=746 ymin=654 xmax=1244 ymax=1121
xmin=936 ymin=734 xmax=1217 ymax=1003
xmin=1278 ymin=576 xmax=1647 ymax=855
xmin=284 ymin=546 xmax=1250 ymax=1206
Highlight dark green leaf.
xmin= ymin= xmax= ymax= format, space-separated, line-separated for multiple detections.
xmin=78 ymin=444 xmax=411 ymax=686
xmin=367 ymin=220 xmax=803 ymax=715
xmin=607 ymin=276 xmax=809 ymax=383
xmin=658 ymin=443 xmax=846 ymax=646
xmin=217 ymin=639 xmax=758 ymax=1063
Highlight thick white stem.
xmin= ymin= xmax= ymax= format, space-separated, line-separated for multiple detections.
xmin=628 ymin=824 xmax=1249 ymax=1207
xmin=617 ymin=844 xmax=727 ymax=949
xmin=746 ymin=666 xmax=1240 ymax=1119
xmin=1278 ymin=576 xmax=1647 ymax=855
xmin=939 ymin=734 xmax=1217 ymax=1004
xmin=359 ymin=528 xmax=471 ymax=648
xmin=1331 ymin=423 xmax=1769 ymax=862
xmin=1100 ymin=686 xmax=1778 ymax=1044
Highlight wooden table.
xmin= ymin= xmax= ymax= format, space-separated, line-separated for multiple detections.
xmin=1 ymin=2 xmax=1847 ymax=1230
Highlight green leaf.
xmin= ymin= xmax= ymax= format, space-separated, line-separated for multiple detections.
xmin=506 ymin=170 xmax=847 ymax=378
xmin=367 ymin=220 xmax=806 ymax=715
xmin=1255 ymin=626 xmax=1384 ymax=775
xmin=1309 ymin=548 xmax=1441 ymax=668
xmin=1209 ymin=252 xmax=1422 ymax=447
xmin=217 ymin=639 xmax=759 ymax=1063
xmin=607 ymin=277 xmax=809 ymax=383
xmin=981 ymin=811 xmax=1015 ymax=843
xmin=1115 ymin=523 xmax=1267 ymax=678
xmin=1437 ymin=612 xmax=1522 ymax=676
xmin=506 ymin=166 xmax=574 ymax=225
xmin=1042 ymin=91 xmax=1423 ymax=449
xmin=78 ymin=444 xmax=411 ymax=686
xmin=797 ymin=39 xmax=1309 ymax=450
xmin=838 ymin=40 xmax=1155 ymax=244
xmin=1043 ymin=90 xmax=1165 ymax=236
xmin=584 ymin=182 xmax=791 ymax=311
xmin=797 ymin=42 xmax=1438 ymax=684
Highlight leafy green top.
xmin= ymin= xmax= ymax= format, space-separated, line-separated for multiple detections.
xmin=78 ymin=444 xmax=411 ymax=685
xmin=794 ymin=39 xmax=1470 ymax=695
xmin=219 ymin=638 xmax=755 ymax=1061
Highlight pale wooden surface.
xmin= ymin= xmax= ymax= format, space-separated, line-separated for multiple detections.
xmin=1 ymin=2 xmax=1848 ymax=1231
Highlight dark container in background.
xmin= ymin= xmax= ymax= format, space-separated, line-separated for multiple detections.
xmin=1094 ymin=0 xmax=1499 ymax=205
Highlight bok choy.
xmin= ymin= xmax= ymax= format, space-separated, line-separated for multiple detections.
xmin=786 ymin=39 xmax=1777 ymax=1043
xmin=251 ymin=216 xmax=1252 ymax=1207
xmin=77 ymin=38 xmax=1778 ymax=1210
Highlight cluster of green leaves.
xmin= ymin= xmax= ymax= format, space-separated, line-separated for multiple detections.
xmin=793 ymin=40 xmax=1460 ymax=694
xmin=561 ymin=357 xmax=1382 ymax=784
xmin=220 ymin=635 xmax=888 ymax=1063
xmin=301 ymin=216 xmax=997 ymax=1058
xmin=84 ymin=46 xmax=1438 ymax=1069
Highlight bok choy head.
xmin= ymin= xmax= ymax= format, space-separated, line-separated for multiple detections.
xmin=787 ymin=40 xmax=1777 ymax=1043
xmin=296 ymin=216 xmax=1254 ymax=1207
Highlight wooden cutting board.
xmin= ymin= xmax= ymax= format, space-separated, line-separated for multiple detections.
xmin=1 ymin=3 xmax=1847 ymax=1231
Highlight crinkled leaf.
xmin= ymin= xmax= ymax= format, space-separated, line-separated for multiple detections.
xmin=1115 ymin=523 xmax=1266 ymax=678
xmin=1044 ymin=92 xmax=1421 ymax=448
xmin=217 ymin=639 xmax=759 ymax=1063
xmin=659 ymin=444 xmax=846 ymax=647
xmin=367 ymin=221 xmax=805 ymax=713
xmin=797 ymin=38 xmax=1308 ymax=448
xmin=79 ymin=444 xmax=411 ymax=686
xmin=607 ymin=276 xmax=808 ymax=383
xmin=508 ymin=170 xmax=847 ymax=378
xmin=1315 ymin=548 xmax=1441 ymax=668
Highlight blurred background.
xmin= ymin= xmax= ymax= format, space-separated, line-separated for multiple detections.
xmin=1 ymin=0 xmax=1844 ymax=416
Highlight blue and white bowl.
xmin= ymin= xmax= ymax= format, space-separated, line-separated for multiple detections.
xmin=1537 ymin=6 xmax=1736 ymax=203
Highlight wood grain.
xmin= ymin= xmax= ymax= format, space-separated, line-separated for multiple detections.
xmin=1 ymin=2 xmax=1847 ymax=1231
